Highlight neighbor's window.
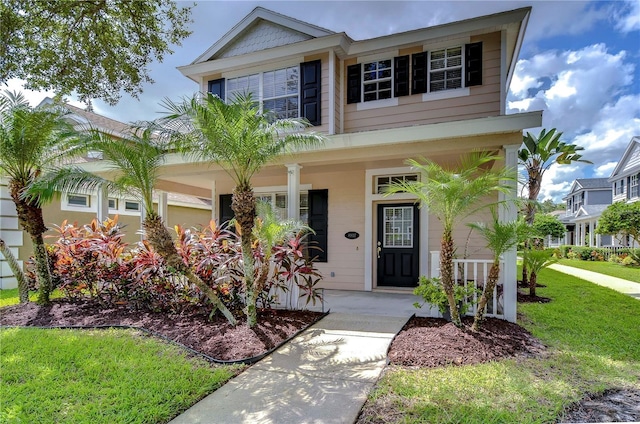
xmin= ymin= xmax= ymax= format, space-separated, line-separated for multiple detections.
xmin=124 ymin=201 xmax=140 ymax=211
xmin=429 ymin=46 xmax=462 ymax=92
xmin=363 ymin=59 xmax=392 ymax=102
xmin=67 ymin=194 xmax=89 ymax=207
xmin=630 ymin=174 xmax=639 ymax=198
xmin=108 ymin=198 xmax=117 ymax=209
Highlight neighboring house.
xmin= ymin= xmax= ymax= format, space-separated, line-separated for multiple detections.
xmin=559 ymin=178 xmax=612 ymax=247
xmin=0 ymin=104 xmax=214 ymax=289
xmin=607 ymin=136 xmax=640 ymax=247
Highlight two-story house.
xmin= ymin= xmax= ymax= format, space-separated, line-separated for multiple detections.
xmin=78 ymin=7 xmax=541 ymax=321
xmin=607 ymin=136 xmax=640 ymax=247
xmin=559 ymin=178 xmax=612 ymax=247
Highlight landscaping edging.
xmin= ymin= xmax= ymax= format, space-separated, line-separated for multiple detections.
xmin=0 ymin=310 xmax=329 ymax=365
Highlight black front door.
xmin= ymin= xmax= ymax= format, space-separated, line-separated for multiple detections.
xmin=376 ymin=203 xmax=419 ymax=287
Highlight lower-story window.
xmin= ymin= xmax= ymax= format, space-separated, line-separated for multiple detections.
xmin=67 ymin=194 xmax=89 ymax=207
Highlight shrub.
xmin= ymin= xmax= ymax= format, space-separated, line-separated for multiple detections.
xmin=38 ymin=217 xmax=323 ymax=315
xmin=621 ymin=255 xmax=638 ymax=267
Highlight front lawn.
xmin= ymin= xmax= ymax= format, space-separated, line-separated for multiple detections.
xmin=361 ymin=268 xmax=640 ymax=423
xmin=0 ymin=288 xmax=62 ymax=308
xmin=0 ymin=327 xmax=237 ymax=423
xmin=557 ymin=258 xmax=640 ymax=283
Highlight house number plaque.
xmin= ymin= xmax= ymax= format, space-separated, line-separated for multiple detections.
xmin=344 ymin=231 xmax=360 ymax=240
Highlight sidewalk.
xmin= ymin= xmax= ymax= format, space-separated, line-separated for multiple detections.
xmin=548 ymin=263 xmax=640 ymax=300
xmin=169 ymin=312 xmax=409 ymax=424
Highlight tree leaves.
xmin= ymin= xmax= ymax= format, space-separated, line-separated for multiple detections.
xmin=0 ymin=0 xmax=193 ymax=105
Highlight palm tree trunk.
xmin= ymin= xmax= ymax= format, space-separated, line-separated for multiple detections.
xmin=32 ymin=234 xmax=52 ymax=304
xmin=142 ymin=214 xmax=237 ymax=325
xmin=529 ymin=270 xmax=537 ymax=297
xmin=440 ymin=231 xmax=461 ymax=327
xmin=231 ymin=185 xmax=258 ymax=327
xmin=9 ymin=179 xmax=52 ymax=304
xmin=0 ymin=238 xmax=29 ymax=303
xmin=472 ymin=262 xmax=500 ymax=331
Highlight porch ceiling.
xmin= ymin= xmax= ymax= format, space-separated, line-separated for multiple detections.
xmin=79 ymin=111 xmax=540 ymax=198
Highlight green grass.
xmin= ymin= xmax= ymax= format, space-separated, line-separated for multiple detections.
xmin=365 ymin=268 xmax=640 ymax=423
xmin=0 ymin=288 xmax=63 ymax=308
xmin=0 ymin=327 xmax=238 ymax=423
xmin=557 ymin=258 xmax=640 ymax=283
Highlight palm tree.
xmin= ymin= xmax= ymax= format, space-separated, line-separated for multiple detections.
xmin=518 ymin=128 xmax=591 ymax=286
xmin=0 ymin=90 xmax=86 ymax=304
xmin=159 ymin=93 xmax=325 ymax=327
xmin=0 ymin=237 xmax=29 ymax=302
xmin=467 ymin=210 xmax=520 ymax=331
xmin=386 ymin=151 xmax=515 ymax=327
xmin=519 ymin=128 xmax=590 ymax=225
xmin=28 ymin=128 xmax=237 ymax=325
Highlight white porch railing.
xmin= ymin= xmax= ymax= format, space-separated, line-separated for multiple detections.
xmin=431 ymin=251 xmax=512 ymax=321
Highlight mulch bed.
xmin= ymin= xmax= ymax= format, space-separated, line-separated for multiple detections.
xmin=517 ymin=292 xmax=552 ymax=303
xmin=387 ymin=316 xmax=546 ymax=367
xmin=0 ymin=298 xmax=322 ymax=362
xmin=560 ymin=388 xmax=640 ymax=423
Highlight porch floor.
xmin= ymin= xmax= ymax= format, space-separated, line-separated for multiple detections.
xmin=306 ymin=288 xmax=429 ymax=317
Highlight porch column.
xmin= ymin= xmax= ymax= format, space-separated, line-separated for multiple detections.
xmin=139 ymin=202 xmax=146 ymax=241
xmin=211 ymin=180 xmax=217 ymax=222
xmin=286 ymin=164 xmax=301 ymax=220
xmin=500 ymin=144 xmax=519 ymax=323
xmin=96 ymin=184 xmax=109 ymax=222
xmin=577 ymin=222 xmax=582 ymax=246
xmin=158 ymin=191 xmax=168 ymax=222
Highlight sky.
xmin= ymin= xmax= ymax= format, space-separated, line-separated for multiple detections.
xmin=5 ymin=0 xmax=640 ymax=203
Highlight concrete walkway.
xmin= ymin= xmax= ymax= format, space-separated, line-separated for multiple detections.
xmin=548 ymin=263 xmax=640 ymax=300
xmin=170 ymin=312 xmax=409 ymax=424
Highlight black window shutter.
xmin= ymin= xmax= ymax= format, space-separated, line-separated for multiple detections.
xmin=308 ymin=189 xmax=328 ymax=262
xmin=208 ymin=78 xmax=226 ymax=101
xmin=300 ymin=60 xmax=322 ymax=126
xmin=465 ymin=42 xmax=483 ymax=87
xmin=219 ymin=194 xmax=234 ymax=227
xmin=394 ymin=55 xmax=410 ymax=97
xmin=346 ymin=63 xmax=361 ymax=104
xmin=411 ymin=52 xmax=428 ymax=94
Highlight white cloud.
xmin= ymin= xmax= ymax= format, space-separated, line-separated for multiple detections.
xmin=508 ymin=42 xmax=639 ymax=201
xmin=614 ymin=0 xmax=640 ymax=33
xmin=594 ymin=162 xmax=617 ymax=178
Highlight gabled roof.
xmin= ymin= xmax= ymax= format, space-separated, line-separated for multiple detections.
xmin=38 ymin=98 xmax=131 ymax=137
xmin=564 ymin=178 xmax=611 ymax=199
xmin=192 ymin=7 xmax=335 ymax=64
xmin=608 ymin=136 xmax=640 ymax=182
xmin=180 ymin=6 xmax=531 ymax=85
xmin=574 ymin=204 xmax=609 ymax=220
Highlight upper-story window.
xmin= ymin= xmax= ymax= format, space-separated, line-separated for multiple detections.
xmin=430 ymin=47 xmax=462 ymax=92
xmin=363 ymin=60 xmax=392 ymax=102
xmin=630 ymin=174 xmax=639 ymax=198
xmin=208 ymin=60 xmax=321 ymax=126
xmin=347 ymin=42 xmax=482 ymax=105
xmin=226 ymin=67 xmax=299 ymax=119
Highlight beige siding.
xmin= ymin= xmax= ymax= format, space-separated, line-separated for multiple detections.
xmin=333 ymin=56 xmax=342 ymax=134
xmin=16 ymin=202 xmax=211 ymax=262
xmin=304 ymin=169 xmax=366 ymax=291
xmin=343 ymin=32 xmax=503 ymax=134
